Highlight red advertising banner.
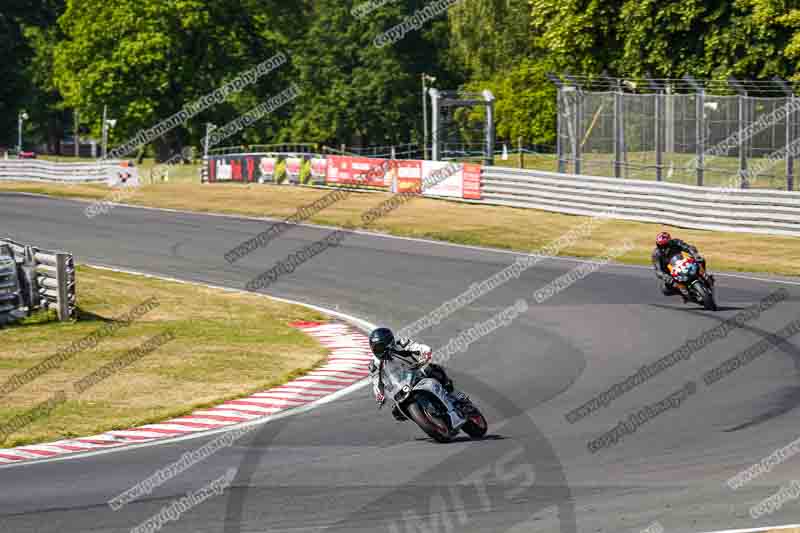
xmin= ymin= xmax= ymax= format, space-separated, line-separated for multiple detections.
xmin=204 ymin=155 xmax=473 ymax=201
xmin=246 ymin=157 xmax=256 ymax=182
xmin=462 ymin=163 xmax=482 ymax=200
xmin=231 ymin=159 xmax=243 ymax=182
xmin=395 ymin=160 xmax=422 ymax=193
xmin=326 ymin=155 xmax=390 ymax=188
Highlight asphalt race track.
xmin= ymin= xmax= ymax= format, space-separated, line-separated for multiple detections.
xmin=1 ymin=192 xmax=799 ymax=533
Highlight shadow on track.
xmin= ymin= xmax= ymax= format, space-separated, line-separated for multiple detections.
xmin=222 ymin=370 xmax=578 ymax=533
xmin=413 ymin=434 xmax=509 ymax=444
xmin=725 ymin=385 xmax=800 ymax=432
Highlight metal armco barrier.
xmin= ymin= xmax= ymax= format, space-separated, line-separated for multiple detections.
xmin=203 ymin=151 xmax=800 ymax=237
xmin=0 ymin=159 xmax=138 ymax=186
xmin=481 ymin=167 xmax=800 ymax=237
xmin=0 ymin=237 xmax=76 ymax=324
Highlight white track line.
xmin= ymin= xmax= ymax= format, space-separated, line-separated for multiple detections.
xmin=700 ymin=524 xmax=800 ymax=533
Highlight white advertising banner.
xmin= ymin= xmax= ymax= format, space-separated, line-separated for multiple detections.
xmin=216 ymin=159 xmax=232 ymax=181
xmin=421 ymin=161 xmax=463 ymax=198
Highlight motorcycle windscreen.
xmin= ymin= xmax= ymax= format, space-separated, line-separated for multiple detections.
xmin=381 ymin=363 xmax=417 ymax=395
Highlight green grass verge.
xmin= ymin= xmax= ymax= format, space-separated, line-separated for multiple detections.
xmin=0 ymin=265 xmax=329 ymax=447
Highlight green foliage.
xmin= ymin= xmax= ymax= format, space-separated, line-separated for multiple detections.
xmin=52 ymin=0 xmax=294 ymax=158
xmin=284 ymin=0 xmax=450 ymax=145
xmin=448 ymin=0 xmax=800 ymax=145
xmin=464 ymin=59 xmax=558 ymax=145
xmin=6 ymin=0 xmax=800 ymax=154
xmin=0 ymin=0 xmax=66 ymax=149
xmin=528 ymin=0 xmax=800 ymax=80
xmin=448 ymin=0 xmax=531 ymax=79
xmin=0 ymin=12 xmax=29 ymax=144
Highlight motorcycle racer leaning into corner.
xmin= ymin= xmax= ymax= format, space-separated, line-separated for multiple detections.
xmin=368 ymin=327 xmax=469 ymax=422
xmin=652 ymin=231 xmax=714 ymax=302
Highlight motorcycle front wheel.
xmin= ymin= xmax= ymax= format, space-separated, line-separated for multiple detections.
xmin=694 ymin=281 xmax=717 ymax=311
xmin=407 ymin=393 xmax=453 ymax=443
xmin=461 ymin=408 xmax=488 ymax=439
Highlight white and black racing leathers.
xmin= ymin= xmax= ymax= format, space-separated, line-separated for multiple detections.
xmin=369 ymin=337 xmax=434 ymax=402
xmin=369 ymin=336 xmax=464 ymax=402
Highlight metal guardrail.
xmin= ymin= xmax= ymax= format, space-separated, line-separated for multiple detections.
xmin=202 ymin=151 xmax=800 ymax=236
xmin=0 ymin=238 xmax=76 ymax=324
xmin=481 ymin=167 xmax=800 ymax=236
xmin=0 ymin=159 xmax=130 ymax=185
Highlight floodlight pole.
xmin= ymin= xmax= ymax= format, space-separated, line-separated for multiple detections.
xmin=483 ymin=90 xmax=495 ymax=166
xmin=17 ymin=111 xmax=28 ymax=153
xmin=422 ymin=74 xmax=436 ymax=160
xmin=429 ymin=88 xmax=440 ymax=161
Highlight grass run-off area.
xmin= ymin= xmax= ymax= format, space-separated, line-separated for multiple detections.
xmin=0 ymin=180 xmax=798 ymax=277
xmin=0 ymin=266 xmax=329 ymax=448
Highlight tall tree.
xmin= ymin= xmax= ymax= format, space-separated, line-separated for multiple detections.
xmin=0 ymin=11 xmax=29 ymax=148
xmin=285 ymin=0 xmax=455 ymax=146
xmin=530 ymin=0 xmax=800 ymax=80
xmin=0 ymin=0 xmax=65 ymax=151
xmin=448 ymin=0 xmax=555 ymax=145
xmin=448 ymin=0 xmax=532 ymax=80
xmin=53 ymin=0 xmax=295 ymax=159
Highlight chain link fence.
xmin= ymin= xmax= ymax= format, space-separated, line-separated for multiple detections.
xmin=557 ymin=80 xmax=798 ymax=190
